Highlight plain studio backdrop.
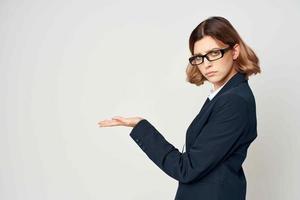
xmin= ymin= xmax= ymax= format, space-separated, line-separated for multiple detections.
xmin=1 ymin=0 xmax=299 ymax=199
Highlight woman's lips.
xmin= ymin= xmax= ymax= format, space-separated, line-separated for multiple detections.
xmin=206 ymin=71 xmax=217 ymax=76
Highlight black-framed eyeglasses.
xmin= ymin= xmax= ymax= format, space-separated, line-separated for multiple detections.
xmin=188 ymin=46 xmax=232 ymax=66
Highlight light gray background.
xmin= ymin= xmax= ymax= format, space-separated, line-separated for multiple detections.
xmin=1 ymin=0 xmax=299 ymax=199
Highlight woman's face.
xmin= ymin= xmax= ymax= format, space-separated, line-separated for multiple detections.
xmin=193 ymin=35 xmax=240 ymax=90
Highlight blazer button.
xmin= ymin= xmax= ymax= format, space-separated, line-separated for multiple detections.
xmin=136 ymin=138 xmax=139 ymax=142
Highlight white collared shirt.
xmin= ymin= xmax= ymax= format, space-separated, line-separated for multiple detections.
xmin=208 ymin=79 xmax=229 ymax=100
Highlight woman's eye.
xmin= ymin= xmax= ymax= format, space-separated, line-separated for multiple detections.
xmin=210 ymin=51 xmax=220 ymax=56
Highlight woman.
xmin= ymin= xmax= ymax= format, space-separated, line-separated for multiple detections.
xmin=98 ymin=16 xmax=261 ymax=200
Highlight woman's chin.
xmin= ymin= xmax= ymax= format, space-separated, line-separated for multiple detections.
xmin=206 ymin=75 xmax=219 ymax=82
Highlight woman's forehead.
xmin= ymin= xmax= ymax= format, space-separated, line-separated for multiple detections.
xmin=193 ymin=36 xmax=226 ymax=55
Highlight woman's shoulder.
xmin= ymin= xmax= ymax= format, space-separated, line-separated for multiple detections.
xmin=210 ymin=86 xmax=256 ymax=118
xmin=218 ymin=82 xmax=255 ymax=105
xmin=212 ymin=93 xmax=249 ymax=111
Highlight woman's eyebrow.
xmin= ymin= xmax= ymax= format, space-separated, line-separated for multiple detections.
xmin=193 ymin=47 xmax=220 ymax=56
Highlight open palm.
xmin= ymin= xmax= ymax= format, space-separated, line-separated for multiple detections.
xmin=97 ymin=116 xmax=144 ymax=128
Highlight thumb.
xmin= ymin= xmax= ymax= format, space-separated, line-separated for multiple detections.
xmin=112 ymin=116 xmax=124 ymax=120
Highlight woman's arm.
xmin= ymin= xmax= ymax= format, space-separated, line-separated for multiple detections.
xmin=129 ymin=94 xmax=249 ymax=184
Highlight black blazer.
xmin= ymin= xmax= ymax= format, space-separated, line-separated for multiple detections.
xmin=129 ymin=71 xmax=257 ymax=200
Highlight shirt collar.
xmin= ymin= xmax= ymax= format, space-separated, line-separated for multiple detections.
xmin=207 ymin=72 xmax=248 ymax=101
xmin=208 ymin=79 xmax=229 ymax=100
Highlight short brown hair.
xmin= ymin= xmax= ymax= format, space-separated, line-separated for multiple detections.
xmin=186 ymin=16 xmax=261 ymax=86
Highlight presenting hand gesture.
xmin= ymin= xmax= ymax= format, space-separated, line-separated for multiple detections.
xmin=97 ymin=116 xmax=144 ymax=128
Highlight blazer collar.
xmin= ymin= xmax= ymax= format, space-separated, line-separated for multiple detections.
xmin=209 ymin=71 xmax=247 ymax=101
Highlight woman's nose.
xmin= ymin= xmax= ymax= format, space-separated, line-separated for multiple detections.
xmin=203 ymin=57 xmax=212 ymax=68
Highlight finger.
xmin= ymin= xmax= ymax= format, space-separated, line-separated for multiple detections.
xmin=97 ymin=119 xmax=111 ymax=125
xmin=98 ymin=121 xmax=118 ymax=127
xmin=112 ymin=116 xmax=124 ymax=120
xmin=98 ymin=119 xmax=124 ymax=127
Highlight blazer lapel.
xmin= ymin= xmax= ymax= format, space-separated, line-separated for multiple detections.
xmin=208 ymin=71 xmax=248 ymax=103
xmin=185 ymin=72 xmax=247 ymax=150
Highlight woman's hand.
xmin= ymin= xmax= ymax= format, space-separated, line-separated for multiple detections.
xmin=97 ymin=116 xmax=144 ymax=128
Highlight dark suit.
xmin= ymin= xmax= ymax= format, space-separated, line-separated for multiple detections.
xmin=129 ymin=71 xmax=257 ymax=200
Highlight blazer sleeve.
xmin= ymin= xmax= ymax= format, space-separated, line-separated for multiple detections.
xmin=129 ymin=94 xmax=249 ymax=184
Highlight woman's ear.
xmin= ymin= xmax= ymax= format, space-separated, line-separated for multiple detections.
xmin=232 ymin=43 xmax=240 ymax=60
